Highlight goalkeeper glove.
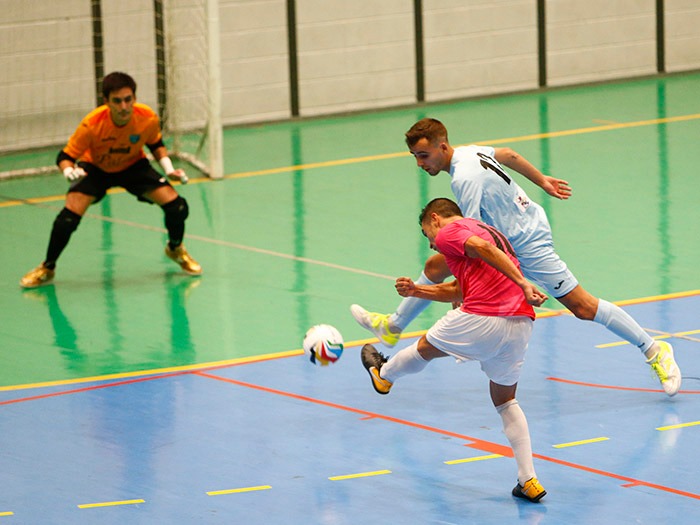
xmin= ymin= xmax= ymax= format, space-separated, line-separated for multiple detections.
xmin=63 ymin=166 xmax=86 ymax=181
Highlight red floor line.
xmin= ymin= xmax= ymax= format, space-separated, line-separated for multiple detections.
xmin=195 ymin=371 xmax=700 ymax=501
xmin=194 ymin=371 xmax=476 ymax=441
xmin=547 ymin=377 xmax=700 ymax=394
xmin=531 ymin=454 xmax=700 ymax=500
xmin=0 ymin=371 xmax=191 ymax=406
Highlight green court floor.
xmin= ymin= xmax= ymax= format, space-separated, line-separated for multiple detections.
xmin=1 ymin=72 xmax=699 ymax=388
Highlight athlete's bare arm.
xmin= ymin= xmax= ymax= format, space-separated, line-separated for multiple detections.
xmin=493 ymin=147 xmax=571 ymax=200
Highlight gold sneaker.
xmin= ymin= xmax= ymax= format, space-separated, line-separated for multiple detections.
xmin=165 ymin=244 xmax=202 ymax=276
xmin=360 ymin=344 xmax=393 ymax=395
xmin=512 ymin=477 xmax=547 ymax=502
xmin=19 ymin=264 xmax=55 ymax=288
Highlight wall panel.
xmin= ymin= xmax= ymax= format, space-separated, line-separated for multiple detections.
xmin=547 ymin=0 xmax=656 ymax=86
xmin=665 ymin=0 xmax=700 ymax=72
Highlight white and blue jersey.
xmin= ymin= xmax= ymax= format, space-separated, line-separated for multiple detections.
xmin=449 ymin=145 xmax=578 ymax=298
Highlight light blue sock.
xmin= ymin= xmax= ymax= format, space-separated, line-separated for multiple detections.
xmin=593 ymin=299 xmax=655 ymax=354
xmin=390 ymin=272 xmax=438 ymax=330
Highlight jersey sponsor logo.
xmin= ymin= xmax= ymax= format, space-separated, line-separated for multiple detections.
xmin=515 ymin=193 xmax=531 ymax=210
xmin=108 ymin=146 xmax=131 ymax=154
xmin=129 ymin=134 xmax=141 ymax=144
xmin=101 ymin=136 xmax=116 ymax=142
xmin=553 ymin=280 xmax=565 ymax=290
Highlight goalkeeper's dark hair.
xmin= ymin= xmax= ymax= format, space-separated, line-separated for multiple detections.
xmin=419 ymin=198 xmax=463 ymax=225
xmin=102 ymin=72 xmax=137 ymax=100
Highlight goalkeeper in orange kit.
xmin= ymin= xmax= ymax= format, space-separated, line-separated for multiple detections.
xmin=20 ymin=71 xmax=202 ymax=288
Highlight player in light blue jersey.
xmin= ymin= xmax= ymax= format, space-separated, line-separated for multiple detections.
xmin=351 ymin=117 xmax=681 ymax=396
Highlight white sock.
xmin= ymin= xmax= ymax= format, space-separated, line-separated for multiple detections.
xmin=593 ymin=299 xmax=655 ymax=354
xmin=390 ymin=272 xmax=438 ymax=330
xmin=496 ymin=399 xmax=536 ymax=484
xmin=380 ymin=341 xmax=428 ymax=383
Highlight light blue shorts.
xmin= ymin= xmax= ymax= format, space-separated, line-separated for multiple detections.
xmin=517 ymin=245 xmax=579 ymax=298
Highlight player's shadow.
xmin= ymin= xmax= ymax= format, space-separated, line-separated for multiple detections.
xmin=164 ymin=273 xmax=200 ymax=360
xmin=21 ymin=275 xmax=200 ymax=373
xmin=22 ymin=285 xmax=86 ymax=373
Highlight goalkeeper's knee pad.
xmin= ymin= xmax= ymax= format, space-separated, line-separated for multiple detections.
xmin=162 ymin=196 xmax=189 ymax=248
xmin=161 ymin=196 xmax=189 ymax=223
xmin=52 ymin=207 xmax=82 ymax=235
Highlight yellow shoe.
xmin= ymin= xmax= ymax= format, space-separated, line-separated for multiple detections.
xmin=647 ymin=340 xmax=681 ymax=396
xmin=350 ymin=304 xmax=401 ymax=347
xmin=165 ymin=244 xmax=202 ymax=276
xmin=360 ymin=344 xmax=393 ymax=395
xmin=19 ymin=264 xmax=55 ymax=288
xmin=512 ymin=477 xmax=546 ymax=502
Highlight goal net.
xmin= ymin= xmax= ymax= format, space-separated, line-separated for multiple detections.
xmin=158 ymin=0 xmax=223 ymax=179
xmin=0 ymin=0 xmax=223 ymax=180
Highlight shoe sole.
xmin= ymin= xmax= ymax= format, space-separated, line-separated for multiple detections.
xmin=19 ymin=276 xmax=54 ymax=288
xmin=20 ymin=282 xmax=53 ymax=289
xmin=166 ymin=256 xmax=202 ymax=276
xmin=349 ymin=304 xmax=368 ymax=327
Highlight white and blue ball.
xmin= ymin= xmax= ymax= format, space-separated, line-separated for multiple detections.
xmin=303 ymin=324 xmax=344 ymax=366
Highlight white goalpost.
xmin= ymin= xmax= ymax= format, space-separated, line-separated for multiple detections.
xmin=0 ymin=0 xmax=223 ymax=180
xmin=160 ymin=0 xmax=223 ymax=179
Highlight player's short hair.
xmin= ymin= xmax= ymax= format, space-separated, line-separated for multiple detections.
xmin=419 ymin=198 xmax=462 ymax=224
xmin=102 ymin=72 xmax=137 ymax=100
xmin=405 ymin=118 xmax=449 ymax=148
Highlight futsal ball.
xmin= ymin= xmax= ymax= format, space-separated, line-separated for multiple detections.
xmin=303 ymin=324 xmax=344 ymax=366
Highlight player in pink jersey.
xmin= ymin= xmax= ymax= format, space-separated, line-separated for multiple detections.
xmin=361 ymin=197 xmax=548 ymax=502
xmin=435 ymin=217 xmax=536 ymax=319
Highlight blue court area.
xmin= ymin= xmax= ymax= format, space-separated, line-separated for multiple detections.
xmin=1 ymin=293 xmax=698 ymax=524
xmin=3 ymin=73 xmax=700 ymax=524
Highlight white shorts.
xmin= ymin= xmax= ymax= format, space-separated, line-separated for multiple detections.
xmin=517 ymin=243 xmax=578 ymax=298
xmin=425 ymin=309 xmax=533 ymax=386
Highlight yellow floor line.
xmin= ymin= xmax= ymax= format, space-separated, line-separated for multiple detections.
xmin=444 ymin=454 xmax=503 ymax=465
xmin=207 ymin=485 xmax=272 ymax=496
xmin=329 ymin=469 xmax=392 ymax=481
xmin=78 ymin=499 xmax=144 ymax=509
xmin=0 ymin=349 xmax=305 ymax=392
xmin=553 ymin=437 xmax=609 ymax=449
xmin=3 ymin=113 xmax=700 ymax=209
xmin=656 ymin=420 xmax=700 ymax=431
xmin=1 ymin=289 xmax=698 ymax=393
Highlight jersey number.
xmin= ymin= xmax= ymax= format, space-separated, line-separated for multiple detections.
xmin=477 ymin=152 xmax=511 ymax=185
xmin=476 ymin=223 xmax=516 ymax=257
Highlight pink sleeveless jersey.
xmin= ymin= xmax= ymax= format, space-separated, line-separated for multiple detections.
xmin=434 ymin=218 xmax=535 ymax=320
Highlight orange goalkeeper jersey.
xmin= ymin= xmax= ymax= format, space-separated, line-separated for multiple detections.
xmin=63 ymin=103 xmax=162 ymax=173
